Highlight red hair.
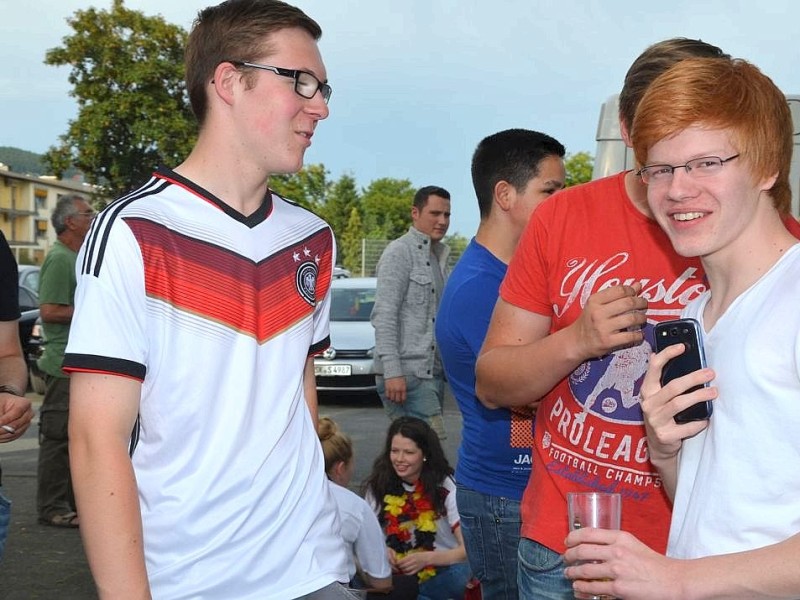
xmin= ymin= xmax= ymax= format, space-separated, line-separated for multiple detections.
xmin=632 ymin=58 xmax=793 ymax=214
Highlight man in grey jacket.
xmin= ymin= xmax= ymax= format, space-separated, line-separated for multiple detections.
xmin=371 ymin=185 xmax=451 ymax=439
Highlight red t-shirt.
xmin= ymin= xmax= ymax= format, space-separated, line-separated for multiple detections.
xmin=501 ymin=171 xmax=707 ymax=554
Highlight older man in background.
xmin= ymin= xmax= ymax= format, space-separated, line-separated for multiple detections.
xmin=36 ymin=194 xmax=93 ymax=529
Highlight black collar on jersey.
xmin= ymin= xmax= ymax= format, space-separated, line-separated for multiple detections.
xmin=155 ymin=166 xmax=273 ymax=229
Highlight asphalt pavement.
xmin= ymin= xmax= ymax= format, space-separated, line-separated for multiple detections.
xmin=0 ymin=391 xmax=463 ymax=598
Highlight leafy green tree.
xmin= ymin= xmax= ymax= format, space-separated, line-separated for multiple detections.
xmin=564 ymin=151 xmax=594 ymax=187
xmin=340 ymin=207 xmax=365 ymax=275
xmin=361 ymin=178 xmax=416 ymax=240
xmin=269 ymin=163 xmax=330 ymax=211
xmin=443 ymin=233 xmax=469 ymax=268
xmin=316 ymin=173 xmax=360 ymax=241
xmin=44 ymin=0 xmax=195 ymax=201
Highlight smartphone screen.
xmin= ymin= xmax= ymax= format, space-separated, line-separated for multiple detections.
xmin=653 ymin=318 xmax=712 ymax=423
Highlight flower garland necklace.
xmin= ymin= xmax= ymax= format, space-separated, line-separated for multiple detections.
xmin=382 ymin=479 xmax=438 ymax=582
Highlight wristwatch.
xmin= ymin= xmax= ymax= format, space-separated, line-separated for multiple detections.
xmin=0 ymin=384 xmax=24 ymax=397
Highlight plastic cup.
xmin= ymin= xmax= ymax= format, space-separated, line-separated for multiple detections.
xmin=567 ymin=492 xmax=621 ymax=600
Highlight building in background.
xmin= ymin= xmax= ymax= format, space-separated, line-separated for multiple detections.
xmin=0 ymin=164 xmax=99 ymax=265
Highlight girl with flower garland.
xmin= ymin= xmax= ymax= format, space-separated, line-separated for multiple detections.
xmin=364 ymin=417 xmax=470 ymax=600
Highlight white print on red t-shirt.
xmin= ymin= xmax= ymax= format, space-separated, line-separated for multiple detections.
xmin=556 ymin=252 xmax=706 ymax=319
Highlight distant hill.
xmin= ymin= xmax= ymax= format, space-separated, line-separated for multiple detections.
xmin=0 ymin=146 xmax=81 ymax=179
xmin=0 ymin=146 xmax=46 ymax=175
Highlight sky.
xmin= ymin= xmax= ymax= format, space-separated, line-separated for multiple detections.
xmin=1 ymin=0 xmax=798 ymax=236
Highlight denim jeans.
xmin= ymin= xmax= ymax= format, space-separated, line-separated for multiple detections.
xmin=418 ymin=562 xmax=472 ymax=600
xmin=456 ymin=484 xmax=521 ymax=599
xmin=377 ymin=374 xmax=446 ymax=439
xmin=517 ymin=538 xmax=573 ymax=600
xmin=0 ymin=486 xmax=10 ymax=562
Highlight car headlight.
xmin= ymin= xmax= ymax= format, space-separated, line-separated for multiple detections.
xmin=366 ymin=346 xmax=374 ymax=358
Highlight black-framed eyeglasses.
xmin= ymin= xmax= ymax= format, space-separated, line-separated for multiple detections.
xmin=228 ymin=60 xmax=332 ymax=104
xmin=637 ymin=154 xmax=740 ymax=185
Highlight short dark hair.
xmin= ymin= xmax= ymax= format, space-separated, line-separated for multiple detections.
xmin=471 ymin=129 xmax=565 ymax=219
xmin=618 ymin=38 xmax=729 ymax=133
xmin=413 ymin=185 xmax=450 ymax=210
xmin=185 ymin=0 xmax=322 ymax=124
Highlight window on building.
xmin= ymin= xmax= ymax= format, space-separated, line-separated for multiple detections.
xmin=35 ymin=189 xmax=47 ymax=210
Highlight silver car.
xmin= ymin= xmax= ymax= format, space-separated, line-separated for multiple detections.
xmin=18 ymin=264 xmax=40 ymax=294
xmin=314 ymin=277 xmax=377 ymax=395
xmin=333 ymin=265 xmax=351 ymax=279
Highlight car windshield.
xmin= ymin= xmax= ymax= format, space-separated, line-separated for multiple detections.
xmin=21 ymin=270 xmax=40 ymax=293
xmin=18 ymin=287 xmax=38 ymax=311
xmin=330 ymin=287 xmax=375 ymax=322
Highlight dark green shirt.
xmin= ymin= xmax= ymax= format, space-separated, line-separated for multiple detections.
xmin=37 ymin=240 xmax=77 ymax=378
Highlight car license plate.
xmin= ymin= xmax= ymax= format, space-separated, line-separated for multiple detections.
xmin=315 ymin=364 xmax=352 ymax=376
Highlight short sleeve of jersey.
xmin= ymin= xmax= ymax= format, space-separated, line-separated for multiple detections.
xmin=0 ymin=231 xmax=19 ymax=321
xmin=354 ymin=499 xmax=391 ymax=579
xmin=500 ymin=199 xmax=556 ymax=317
xmin=443 ymin=476 xmax=460 ymax=531
xmin=64 ymin=219 xmax=149 ymax=380
xmin=310 ymin=239 xmax=336 ymax=356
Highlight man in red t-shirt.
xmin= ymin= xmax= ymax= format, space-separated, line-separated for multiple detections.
xmin=475 ymin=38 xmax=731 ymax=600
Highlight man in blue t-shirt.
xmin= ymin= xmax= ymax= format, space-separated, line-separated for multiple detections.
xmin=436 ymin=129 xmax=565 ymax=598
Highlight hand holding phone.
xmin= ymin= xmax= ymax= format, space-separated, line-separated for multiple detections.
xmin=653 ymin=318 xmax=713 ymax=423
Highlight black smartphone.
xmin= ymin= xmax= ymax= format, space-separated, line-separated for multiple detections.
xmin=653 ymin=318 xmax=712 ymax=423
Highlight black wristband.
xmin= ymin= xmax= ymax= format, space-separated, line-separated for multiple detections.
xmin=0 ymin=384 xmax=24 ymax=397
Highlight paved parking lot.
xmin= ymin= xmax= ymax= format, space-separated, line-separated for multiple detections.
xmin=0 ymin=392 xmax=462 ymax=598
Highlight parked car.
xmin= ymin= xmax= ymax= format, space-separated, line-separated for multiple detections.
xmin=18 ymin=264 xmax=40 ymax=294
xmin=333 ymin=265 xmax=351 ymax=279
xmin=18 ymin=285 xmax=39 ymax=344
xmin=18 ymin=285 xmax=46 ymax=393
xmin=314 ymin=277 xmax=377 ymax=395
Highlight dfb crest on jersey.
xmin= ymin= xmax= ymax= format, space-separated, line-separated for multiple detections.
xmin=296 ymin=261 xmax=317 ymax=305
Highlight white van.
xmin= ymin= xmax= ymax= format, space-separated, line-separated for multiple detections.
xmin=592 ymin=94 xmax=800 ymax=215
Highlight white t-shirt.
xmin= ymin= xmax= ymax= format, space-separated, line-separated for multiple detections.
xmin=329 ymin=482 xmax=391 ymax=581
xmin=64 ymin=168 xmax=348 ymax=599
xmin=668 ymin=244 xmax=800 ymax=558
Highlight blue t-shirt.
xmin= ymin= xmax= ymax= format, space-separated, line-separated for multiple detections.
xmin=435 ymin=239 xmax=533 ymax=500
